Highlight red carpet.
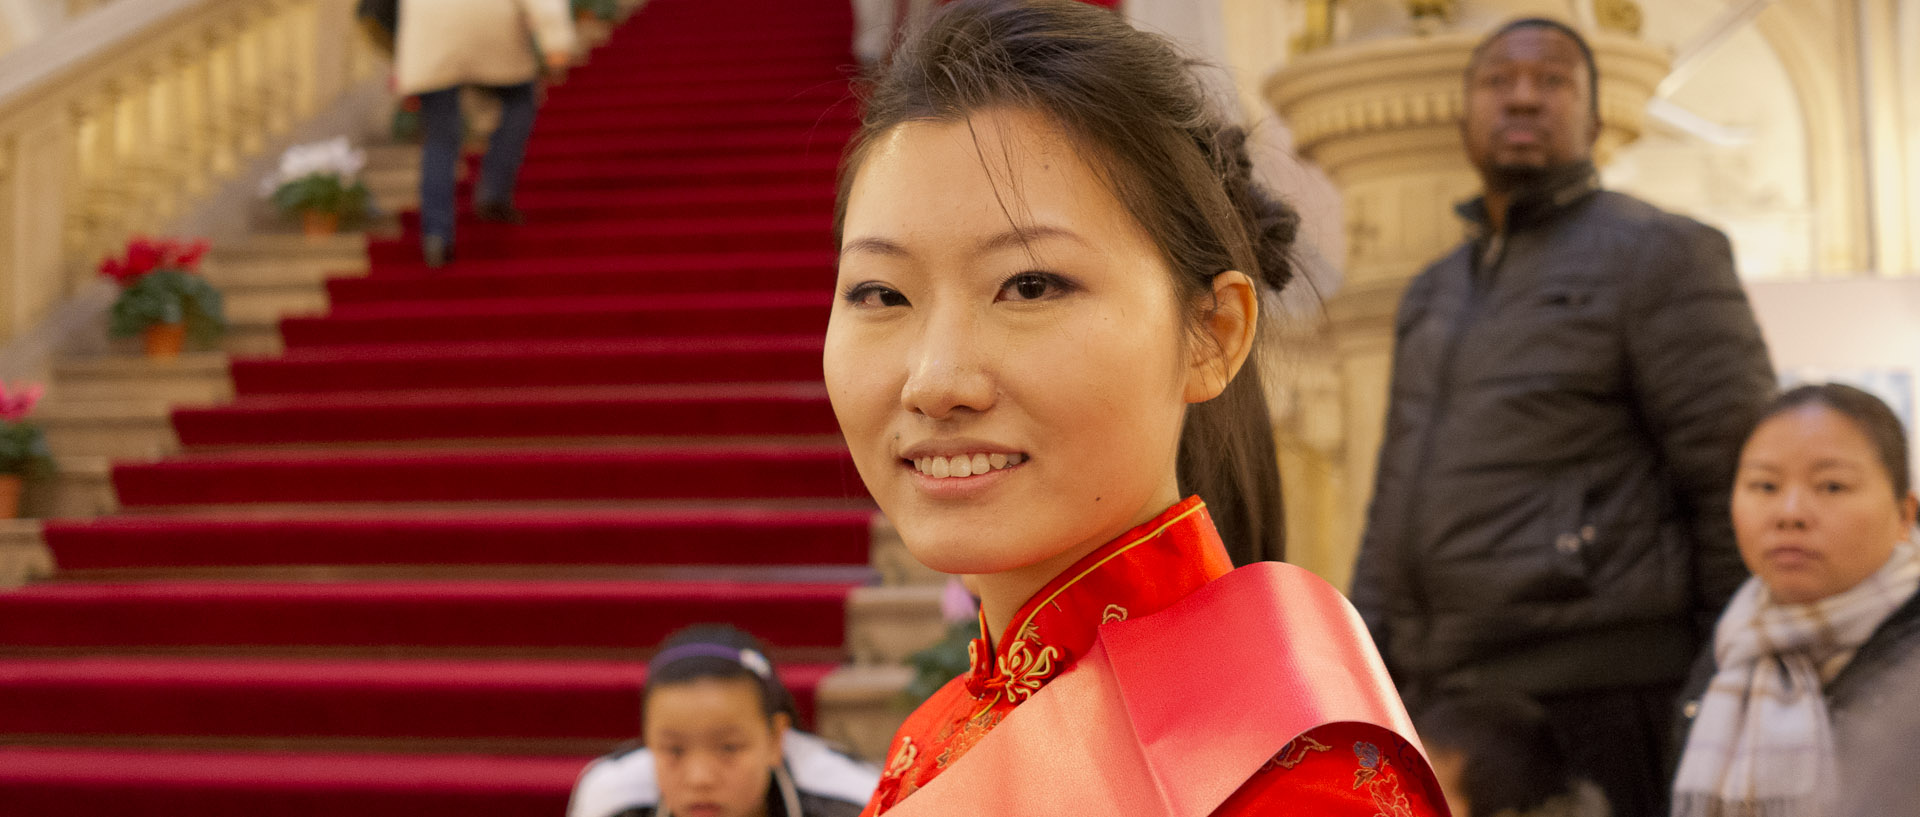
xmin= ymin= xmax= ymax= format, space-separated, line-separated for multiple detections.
xmin=228 ymin=335 xmax=828 ymax=393
xmin=0 ymin=580 xmax=853 ymax=650
xmin=0 ymin=658 xmax=832 ymax=744
xmin=324 ymin=250 xmax=837 ymax=301
xmin=4 ymin=0 xmax=871 ymax=812
xmin=281 ymin=291 xmax=830 ymax=346
xmin=43 ymin=508 xmax=870 ymax=570
xmin=171 ymin=383 xmax=839 ymax=446
xmin=110 ymin=443 xmax=864 ymax=506
xmin=0 ymin=749 xmax=590 ymax=817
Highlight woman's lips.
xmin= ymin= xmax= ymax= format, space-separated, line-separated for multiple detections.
xmin=909 ymin=451 xmax=1025 ymax=478
xmin=1764 ymin=545 xmax=1820 ymax=569
xmin=901 ymin=455 xmax=1024 ymax=497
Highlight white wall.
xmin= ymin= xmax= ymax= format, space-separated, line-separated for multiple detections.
xmin=0 ymin=0 xmax=64 ymax=56
xmin=1747 ymin=277 xmax=1920 ymax=487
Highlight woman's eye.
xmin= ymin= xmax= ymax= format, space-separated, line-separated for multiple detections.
xmin=1818 ymin=481 xmax=1849 ymax=495
xmin=843 ymin=283 xmax=909 ymax=308
xmin=997 ymin=272 xmax=1071 ymax=302
xmin=1745 ymin=480 xmax=1777 ymax=494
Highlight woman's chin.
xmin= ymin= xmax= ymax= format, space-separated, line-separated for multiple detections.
xmin=899 ymin=534 xmax=1059 ymax=578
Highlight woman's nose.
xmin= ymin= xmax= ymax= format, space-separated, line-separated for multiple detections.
xmin=1774 ymin=487 xmax=1811 ymax=529
xmin=899 ymin=308 xmax=993 ymax=419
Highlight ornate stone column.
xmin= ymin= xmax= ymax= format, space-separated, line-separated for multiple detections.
xmin=1262 ymin=1 xmax=1666 ymax=589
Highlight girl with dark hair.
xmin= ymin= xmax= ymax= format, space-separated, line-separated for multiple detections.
xmin=567 ymin=626 xmax=879 ymax=817
xmin=1670 ymin=384 xmax=1920 ymax=817
xmin=824 ymin=1 xmax=1442 ymax=814
xmin=1416 ymin=692 xmax=1610 ymax=817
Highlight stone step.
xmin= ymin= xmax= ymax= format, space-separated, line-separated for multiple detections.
xmin=20 ymin=457 xmax=119 ymax=521
xmin=222 ymin=319 xmax=286 ymax=357
xmin=222 ymin=284 xmax=329 ymax=327
xmin=51 ymin=355 xmax=233 ymax=406
xmin=200 ymin=256 xmax=366 ymax=289
xmin=210 ymin=233 xmax=368 ymax=263
xmin=0 ymin=519 xmax=53 ymax=590
xmin=845 ymin=584 xmax=945 ymax=666
xmin=814 ymin=663 xmax=914 ymax=762
xmin=34 ymin=400 xmax=178 ymax=461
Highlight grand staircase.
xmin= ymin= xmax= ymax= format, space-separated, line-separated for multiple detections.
xmin=0 ymin=1 xmax=941 ymax=813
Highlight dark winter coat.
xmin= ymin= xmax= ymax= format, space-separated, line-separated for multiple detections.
xmin=1670 ymin=583 xmax=1920 ymax=814
xmin=1350 ymin=164 xmax=1776 ymax=703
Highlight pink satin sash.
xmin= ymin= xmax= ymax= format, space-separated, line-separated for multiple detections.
xmin=885 ymin=561 xmax=1432 ymax=816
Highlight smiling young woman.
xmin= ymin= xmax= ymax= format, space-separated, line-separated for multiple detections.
xmin=822 ymin=2 xmax=1443 ymax=815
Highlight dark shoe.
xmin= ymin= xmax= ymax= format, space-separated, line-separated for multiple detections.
xmin=423 ymin=235 xmax=453 ymax=269
xmin=474 ymin=201 xmax=525 ymax=225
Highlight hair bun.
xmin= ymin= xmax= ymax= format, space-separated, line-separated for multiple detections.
xmin=1209 ymin=125 xmax=1300 ymax=294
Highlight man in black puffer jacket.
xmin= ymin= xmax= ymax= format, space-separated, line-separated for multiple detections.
xmin=1350 ymin=19 xmax=1775 ymax=817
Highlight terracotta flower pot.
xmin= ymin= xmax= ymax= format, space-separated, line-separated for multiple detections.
xmin=144 ymin=322 xmax=188 ymax=359
xmin=0 ymin=474 xmax=21 ymax=519
xmin=302 ymin=210 xmax=340 ymax=238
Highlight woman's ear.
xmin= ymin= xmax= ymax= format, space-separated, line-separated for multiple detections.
xmin=1183 ymin=270 xmax=1257 ymax=404
xmin=1901 ymin=491 xmax=1918 ymax=531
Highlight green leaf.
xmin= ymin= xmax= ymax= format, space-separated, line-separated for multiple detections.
xmin=108 ymin=268 xmax=228 ymax=345
xmin=272 ymin=173 xmax=372 ymax=222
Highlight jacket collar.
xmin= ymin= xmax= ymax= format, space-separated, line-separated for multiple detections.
xmin=961 ymin=496 xmax=1233 ymax=704
xmin=1830 ymin=580 xmax=1920 ymax=694
xmin=1456 ymin=160 xmax=1601 ymax=242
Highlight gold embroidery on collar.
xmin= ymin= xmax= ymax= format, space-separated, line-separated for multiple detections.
xmin=1008 ymin=503 xmax=1205 ymax=643
xmin=995 ymin=639 xmax=1061 ymax=703
xmin=1101 ymin=604 xmax=1129 ymax=623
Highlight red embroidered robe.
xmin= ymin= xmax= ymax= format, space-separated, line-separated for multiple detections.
xmin=861 ymin=497 xmax=1447 ymax=816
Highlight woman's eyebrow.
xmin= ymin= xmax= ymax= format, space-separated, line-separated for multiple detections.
xmin=841 ymin=236 xmax=911 ymax=259
xmin=976 ymin=225 xmax=1089 ymax=255
xmin=841 ymin=226 xmax=1091 ymax=260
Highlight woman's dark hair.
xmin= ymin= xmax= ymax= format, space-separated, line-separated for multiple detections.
xmin=1756 ymin=383 xmax=1912 ymax=499
xmin=1415 ymin=691 xmax=1581 ymax=817
xmin=644 ymin=625 xmax=798 ymax=725
xmin=833 ymin=0 xmax=1296 ymax=565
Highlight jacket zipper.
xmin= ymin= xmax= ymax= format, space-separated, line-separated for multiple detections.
xmin=1392 ymin=228 xmax=1504 ymax=692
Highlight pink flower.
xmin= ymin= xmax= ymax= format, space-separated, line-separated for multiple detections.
xmin=0 ymin=382 xmax=43 ymax=422
xmin=940 ymin=576 xmax=979 ymax=623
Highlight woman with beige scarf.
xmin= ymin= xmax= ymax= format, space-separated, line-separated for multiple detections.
xmin=1670 ymin=383 xmax=1920 ymax=817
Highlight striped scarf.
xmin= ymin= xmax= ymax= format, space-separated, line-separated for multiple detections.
xmin=1672 ymin=536 xmax=1920 ymax=817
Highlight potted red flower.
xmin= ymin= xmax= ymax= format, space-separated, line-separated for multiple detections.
xmin=100 ymin=237 xmax=226 ymax=359
xmin=0 ymin=382 xmax=50 ymax=519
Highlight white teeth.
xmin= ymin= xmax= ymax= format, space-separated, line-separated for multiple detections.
xmin=912 ymin=452 xmax=1026 ymax=479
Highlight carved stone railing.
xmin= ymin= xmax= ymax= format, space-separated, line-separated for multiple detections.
xmin=0 ymin=0 xmax=378 ymax=342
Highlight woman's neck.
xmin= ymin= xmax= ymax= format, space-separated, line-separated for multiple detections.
xmin=971 ymin=488 xmax=1182 ymax=645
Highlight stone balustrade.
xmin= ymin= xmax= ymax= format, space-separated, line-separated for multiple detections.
xmin=0 ymin=0 xmax=377 ymax=343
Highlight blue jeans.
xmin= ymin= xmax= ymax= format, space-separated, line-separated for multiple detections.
xmin=417 ymin=81 xmax=538 ymax=246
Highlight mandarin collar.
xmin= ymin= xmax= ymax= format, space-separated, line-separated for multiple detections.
xmin=962 ymin=496 xmax=1233 ymax=703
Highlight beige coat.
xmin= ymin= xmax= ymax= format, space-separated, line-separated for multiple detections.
xmin=395 ymin=0 xmax=577 ymax=95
